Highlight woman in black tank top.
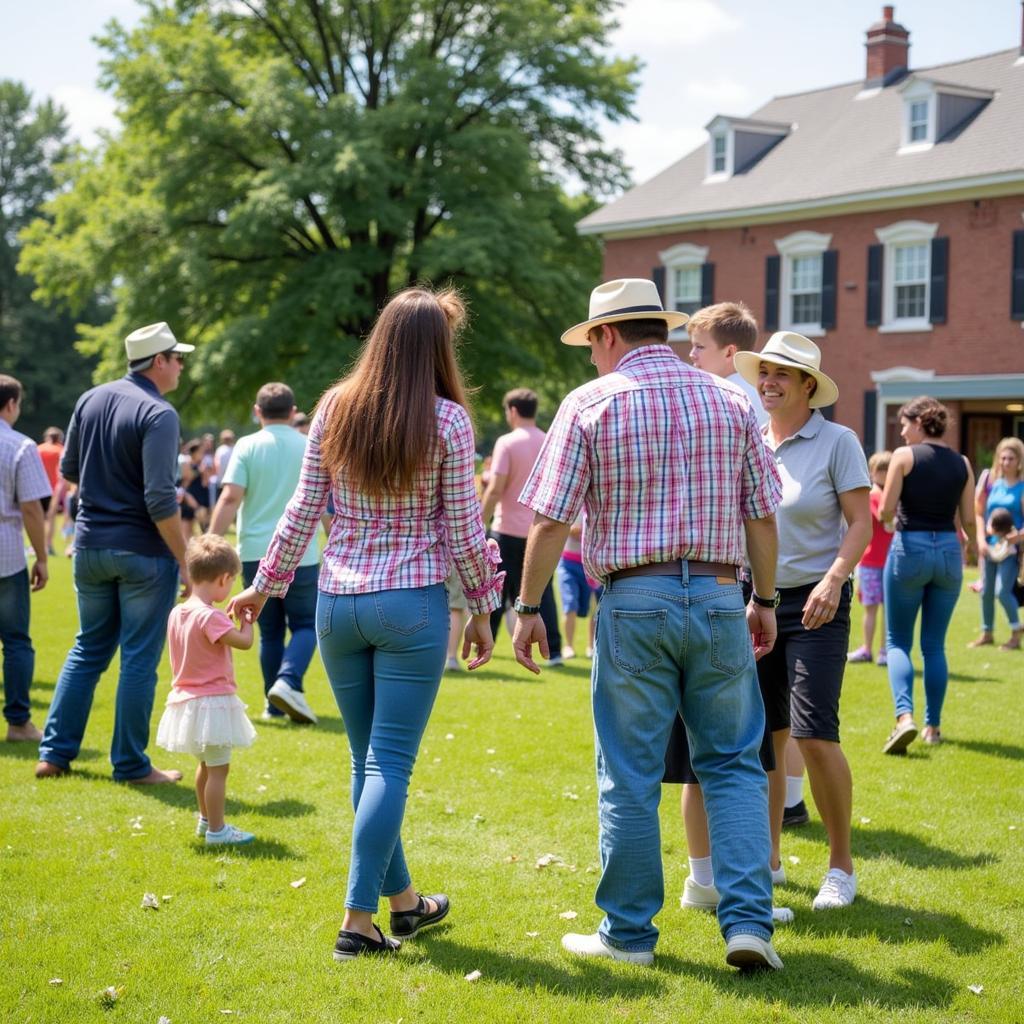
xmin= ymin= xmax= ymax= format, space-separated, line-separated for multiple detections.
xmin=879 ymin=397 xmax=976 ymax=753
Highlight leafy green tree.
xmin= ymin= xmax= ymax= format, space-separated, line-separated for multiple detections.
xmin=20 ymin=0 xmax=636 ymax=427
xmin=0 ymin=81 xmax=100 ymax=440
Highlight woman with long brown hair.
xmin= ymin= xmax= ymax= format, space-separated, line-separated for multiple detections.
xmin=231 ymin=288 xmax=502 ymax=961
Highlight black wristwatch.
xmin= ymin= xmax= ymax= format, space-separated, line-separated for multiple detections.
xmin=751 ymin=590 xmax=781 ymax=608
xmin=514 ymin=597 xmax=542 ymax=615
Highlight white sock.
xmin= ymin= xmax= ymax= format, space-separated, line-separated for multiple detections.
xmin=786 ymin=775 xmax=804 ymax=807
xmin=689 ymin=855 xmax=714 ymax=887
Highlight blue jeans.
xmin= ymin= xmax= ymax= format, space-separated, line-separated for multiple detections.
xmin=0 ymin=569 xmax=33 ymax=726
xmin=243 ymin=561 xmax=318 ymax=714
xmin=593 ymin=568 xmax=772 ymax=952
xmin=39 ymin=548 xmax=179 ymax=779
xmin=316 ymin=584 xmax=448 ymax=911
xmin=883 ymin=531 xmax=963 ymax=727
xmin=979 ymin=551 xmax=1021 ymax=633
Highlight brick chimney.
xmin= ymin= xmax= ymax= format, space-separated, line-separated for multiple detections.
xmin=865 ymin=6 xmax=910 ymax=88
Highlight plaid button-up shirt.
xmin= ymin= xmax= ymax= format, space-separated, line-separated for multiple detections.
xmin=0 ymin=419 xmax=52 ymax=578
xmin=254 ymin=395 xmax=502 ymax=615
xmin=520 ymin=345 xmax=782 ymax=582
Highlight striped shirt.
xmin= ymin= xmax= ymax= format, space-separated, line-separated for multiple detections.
xmin=0 ymin=419 xmax=52 ymax=578
xmin=519 ymin=345 xmax=782 ymax=582
xmin=254 ymin=395 xmax=503 ymax=615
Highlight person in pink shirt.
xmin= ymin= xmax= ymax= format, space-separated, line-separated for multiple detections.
xmin=848 ymin=451 xmax=894 ymax=666
xmin=156 ymin=535 xmax=257 ymax=845
xmin=480 ymin=389 xmax=563 ymax=663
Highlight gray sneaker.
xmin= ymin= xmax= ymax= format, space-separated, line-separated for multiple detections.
xmin=267 ymin=680 xmax=318 ymax=724
xmin=205 ymin=823 xmax=255 ymax=846
xmin=726 ymin=933 xmax=784 ymax=971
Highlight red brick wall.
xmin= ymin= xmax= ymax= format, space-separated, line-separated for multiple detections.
xmin=601 ymin=193 xmax=1024 ymax=435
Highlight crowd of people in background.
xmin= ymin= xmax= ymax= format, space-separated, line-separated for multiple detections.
xmin=2 ymin=274 xmax=1022 ymax=974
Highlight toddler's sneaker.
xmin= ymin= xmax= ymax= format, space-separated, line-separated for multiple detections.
xmin=444 ymin=655 xmax=461 ymax=672
xmin=846 ymin=647 xmax=871 ymax=663
xmin=205 ymin=823 xmax=255 ymax=846
xmin=196 ymin=815 xmax=208 ymax=838
xmin=876 ymin=651 xmax=888 ymax=666
xmin=812 ymin=868 xmax=857 ymax=910
xmin=585 ymin=646 xmax=594 ymax=658
xmin=562 ymin=646 xmax=576 ymax=660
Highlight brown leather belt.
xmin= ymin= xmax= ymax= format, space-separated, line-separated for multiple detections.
xmin=609 ymin=559 xmax=740 ymax=583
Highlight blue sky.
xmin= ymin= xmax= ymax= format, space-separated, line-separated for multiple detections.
xmin=1 ymin=0 xmax=1019 ymax=188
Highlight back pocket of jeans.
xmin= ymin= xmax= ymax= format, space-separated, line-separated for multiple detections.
xmin=375 ymin=589 xmax=430 ymax=636
xmin=708 ymin=608 xmax=751 ymax=675
xmin=611 ymin=608 xmax=667 ymax=675
xmin=316 ymin=594 xmax=336 ymax=639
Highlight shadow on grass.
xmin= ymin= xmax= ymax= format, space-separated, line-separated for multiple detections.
xmin=945 ymin=737 xmax=1024 ymax=761
xmin=417 ymin=934 xmax=958 ymax=1009
xmin=0 ymin=744 xmax=103 ymax=764
xmin=793 ymin=822 xmax=998 ymax=871
xmin=781 ymin=891 xmax=1003 ymax=954
xmin=122 ymin=780 xmax=317 ymax=821
xmin=192 ymin=837 xmax=298 ymax=860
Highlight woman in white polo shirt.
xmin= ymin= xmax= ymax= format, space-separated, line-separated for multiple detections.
xmin=734 ymin=333 xmax=871 ymax=911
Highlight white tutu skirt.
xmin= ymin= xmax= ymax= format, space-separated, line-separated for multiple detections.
xmin=156 ymin=694 xmax=257 ymax=757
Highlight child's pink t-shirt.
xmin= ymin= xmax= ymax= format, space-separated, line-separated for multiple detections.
xmin=166 ymin=596 xmax=237 ymax=704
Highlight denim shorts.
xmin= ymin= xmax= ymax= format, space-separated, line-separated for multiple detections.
xmin=556 ymin=557 xmax=591 ymax=616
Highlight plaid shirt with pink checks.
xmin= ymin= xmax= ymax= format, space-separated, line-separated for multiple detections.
xmin=519 ymin=345 xmax=782 ymax=581
xmin=254 ymin=395 xmax=503 ymax=615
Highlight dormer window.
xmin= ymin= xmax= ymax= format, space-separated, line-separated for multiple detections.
xmin=711 ymin=134 xmax=727 ymax=174
xmin=704 ymin=116 xmax=789 ymax=181
xmin=898 ymin=76 xmax=992 ymax=153
xmin=907 ymin=99 xmax=929 ymax=142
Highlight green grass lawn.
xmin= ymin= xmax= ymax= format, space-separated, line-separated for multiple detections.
xmin=3 ymin=547 xmax=1023 ymax=1023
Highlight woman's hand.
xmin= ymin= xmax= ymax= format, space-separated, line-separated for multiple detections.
xmin=802 ymin=575 xmax=843 ymax=630
xmin=977 ymin=539 xmax=990 ymax=560
xmin=462 ymin=613 xmax=495 ymax=670
xmin=227 ymin=586 xmax=268 ymax=624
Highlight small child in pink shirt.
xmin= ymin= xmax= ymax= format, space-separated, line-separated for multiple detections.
xmin=156 ymin=535 xmax=257 ymax=845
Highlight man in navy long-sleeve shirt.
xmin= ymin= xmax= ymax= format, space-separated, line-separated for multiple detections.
xmin=37 ymin=322 xmax=195 ymax=784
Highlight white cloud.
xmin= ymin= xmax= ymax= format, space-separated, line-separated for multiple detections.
xmin=612 ymin=0 xmax=742 ymax=51
xmin=52 ymin=85 xmax=119 ymax=147
xmin=684 ymin=76 xmax=751 ymax=106
xmin=605 ymin=120 xmax=705 ymax=183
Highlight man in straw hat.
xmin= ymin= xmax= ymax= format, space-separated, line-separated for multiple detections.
xmin=513 ymin=279 xmax=785 ymax=970
xmin=36 ymin=322 xmax=195 ymax=784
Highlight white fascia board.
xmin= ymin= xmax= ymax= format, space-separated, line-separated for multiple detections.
xmin=576 ymin=170 xmax=1024 ymax=237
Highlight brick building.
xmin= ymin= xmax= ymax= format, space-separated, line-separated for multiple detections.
xmin=579 ymin=6 xmax=1024 ymax=464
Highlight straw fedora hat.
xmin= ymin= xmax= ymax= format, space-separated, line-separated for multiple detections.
xmin=561 ymin=279 xmax=690 ymax=347
xmin=124 ymin=322 xmax=194 ymax=362
xmin=734 ymin=331 xmax=839 ymax=409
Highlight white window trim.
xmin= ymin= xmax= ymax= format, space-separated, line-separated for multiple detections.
xmin=659 ymin=243 xmax=709 ymax=339
xmin=899 ymin=81 xmax=937 ymax=153
xmin=774 ymin=230 xmax=831 ymax=337
xmin=704 ymin=120 xmax=734 ymax=181
xmin=875 ymin=220 xmax=937 ymax=333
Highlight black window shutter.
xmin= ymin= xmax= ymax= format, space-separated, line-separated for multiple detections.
xmin=821 ymin=250 xmax=838 ymax=330
xmin=765 ymin=255 xmax=780 ymax=331
xmin=863 ymin=390 xmax=877 ymax=455
xmin=652 ymin=266 xmax=667 ymax=305
xmin=929 ymin=236 xmax=949 ymax=324
xmin=1012 ymin=230 xmax=1024 ymax=320
xmin=701 ymin=262 xmax=715 ymax=307
xmin=866 ymin=244 xmax=883 ymax=326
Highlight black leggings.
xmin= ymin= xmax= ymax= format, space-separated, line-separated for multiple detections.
xmin=489 ymin=532 xmax=562 ymax=657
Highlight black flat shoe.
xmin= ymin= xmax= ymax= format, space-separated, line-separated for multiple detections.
xmin=333 ymin=924 xmax=401 ymax=961
xmin=390 ymin=893 xmax=450 ymax=938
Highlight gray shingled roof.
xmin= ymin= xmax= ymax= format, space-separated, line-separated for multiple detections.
xmin=580 ymin=49 xmax=1024 ymax=235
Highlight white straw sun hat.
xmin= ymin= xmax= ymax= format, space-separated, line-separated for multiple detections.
xmin=733 ymin=331 xmax=839 ymax=409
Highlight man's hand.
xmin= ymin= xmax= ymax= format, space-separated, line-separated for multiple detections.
xmin=461 ymin=613 xmax=495 ymax=670
xmin=512 ymin=613 xmax=549 ymax=674
xmin=801 ymin=575 xmax=843 ymax=630
xmin=746 ymin=603 xmax=776 ymax=660
xmin=30 ymin=559 xmax=48 ymax=592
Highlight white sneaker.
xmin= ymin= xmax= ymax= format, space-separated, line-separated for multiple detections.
xmin=544 ymin=655 xmax=564 ymax=667
xmin=205 ymin=823 xmax=255 ymax=846
xmin=585 ymin=647 xmax=594 ymax=658
xmin=445 ymin=656 xmax=461 ymax=672
xmin=725 ymin=934 xmax=783 ymax=971
xmin=680 ymin=876 xmax=720 ymax=910
xmin=196 ymin=815 xmax=208 ymax=838
xmin=772 ymin=905 xmax=795 ymax=924
xmin=561 ymin=932 xmax=654 ymax=965
xmin=562 ymin=646 xmax=576 ymax=660
xmin=771 ymin=864 xmax=786 ymax=886
xmin=267 ymin=680 xmax=318 ymax=724
xmin=812 ymin=868 xmax=857 ymax=910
